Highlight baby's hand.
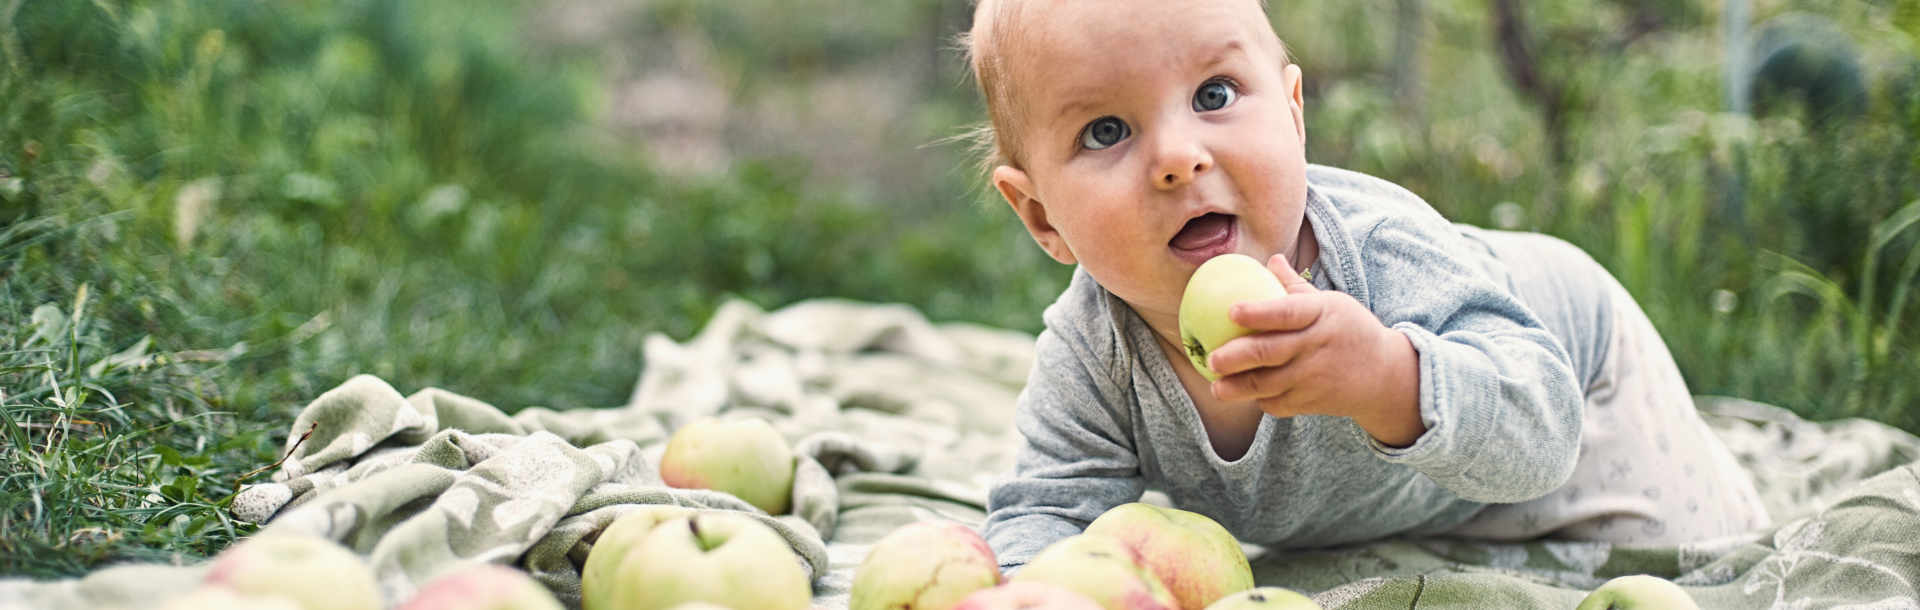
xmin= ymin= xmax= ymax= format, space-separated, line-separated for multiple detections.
xmin=1205 ymin=255 xmax=1425 ymax=447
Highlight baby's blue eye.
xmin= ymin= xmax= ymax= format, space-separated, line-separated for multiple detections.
xmin=1080 ymin=116 xmax=1130 ymax=150
xmin=1193 ymin=80 xmax=1237 ymax=112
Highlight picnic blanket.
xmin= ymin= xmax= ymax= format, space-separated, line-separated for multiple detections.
xmin=5 ymin=297 xmax=1918 ymax=609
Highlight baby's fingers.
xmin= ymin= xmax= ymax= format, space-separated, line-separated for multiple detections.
xmin=1228 ymin=293 xmax=1325 ymax=332
xmin=1210 ymin=356 xmax=1308 ymax=405
xmin=1207 ymin=330 xmax=1307 ymax=379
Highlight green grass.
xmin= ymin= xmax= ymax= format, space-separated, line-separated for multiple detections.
xmin=3 ymin=0 xmax=1916 ymax=578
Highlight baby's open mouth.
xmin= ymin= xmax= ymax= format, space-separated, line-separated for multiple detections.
xmin=1168 ymin=213 xmax=1238 ymax=266
xmin=1170 ymin=213 xmax=1235 ymax=251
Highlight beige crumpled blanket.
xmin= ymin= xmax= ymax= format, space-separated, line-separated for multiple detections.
xmin=6 ymin=298 xmax=1918 ymax=610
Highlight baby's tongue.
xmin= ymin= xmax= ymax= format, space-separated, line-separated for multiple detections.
xmin=1170 ymin=214 xmax=1232 ymax=250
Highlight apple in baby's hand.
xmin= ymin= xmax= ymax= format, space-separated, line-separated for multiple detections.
xmin=1574 ymin=574 xmax=1700 ymax=610
xmin=1203 ymin=587 xmax=1322 ymax=610
xmin=582 ymin=505 xmax=700 ymax=609
xmin=594 ymin=512 xmax=812 ymax=610
xmin=1084 ymin=503 xmax=1254 ymax=610
xmin=850 ymin=519 xmax=1005 ymax=610
xmin=659 ymin=417 xmax=797 ymax=514
xmin=399 ymin=563 xmax=562 ymax=610
xmin=202 ymin=533 xmax=383 ymax=610
xmin=1011 ymin=534 xmax=1178 ymax=610
xmin=952 ymin=582 xmax=1107 ymax=610
xmin=1179 ymin=253 xmax=1289 ymax=381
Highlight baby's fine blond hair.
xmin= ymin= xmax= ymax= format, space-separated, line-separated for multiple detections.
xmin=959 ymin=0 xmax=1289 ymax=174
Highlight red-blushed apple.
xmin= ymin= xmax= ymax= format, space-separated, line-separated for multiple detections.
xmin=159 ymin=587 xmax=302 ymax=610
xmin=1010 ymin=534 xmax=1177 ymax=610
xmin=659 ymin=417 xmax=797 ymax=514
xmin=398 ymin=562 xmax=562 ymax=610
xmin=850 ymin=519 xmax=1004 ymax=610
xmin=1574 ymin=574 xmax=1700 ymax=610
xmin=202 ymin=533 xmax=383 ymax=610
xmin=1202 ymin=587 xmax=1321 ymax=610
xmin=1084 ymin=503 xmax=1254 ymax=610
xmin=952 ymin=582 xmax=1107 ymax=610
xmin=582 ymin=505 xmax=699 ymax=610
xmin=598 ymin=513 xmax=812 ymax=610
xmin=1179 ymin=253 xmax=1290 ymax=381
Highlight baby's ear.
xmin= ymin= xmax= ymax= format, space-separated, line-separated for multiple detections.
xmin=1285 ymin=63 xmax=1305 ymax=142
xmin=993 ymin=165 xmax=1077 ymax=265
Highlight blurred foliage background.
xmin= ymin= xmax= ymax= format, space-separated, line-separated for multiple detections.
xmin=2 ymin=0 xmax=1916 ymax=577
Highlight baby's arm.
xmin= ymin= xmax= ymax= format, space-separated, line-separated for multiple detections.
xmin=982 ymin=327 xmax=1146 ymax=571
xmin=1348 ymin=216 xmax=1583 ymax=503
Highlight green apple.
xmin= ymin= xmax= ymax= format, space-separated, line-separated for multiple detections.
xmin=1574 ymin=575 xmax=1700 ymax=610
xmin=598 ymin=513 xmax=812 ymax=610
xmin=1178 ymin=254 xmax=1288 ymax=381
xmin=952 ymin=582 xmax=1107 ymax=610
xmin=1085 ymin=503 xmax=1253 ymax=610
xmin=659 ymin=417 xmax=797 ymax=514
xmin=202 ymin=533 xmax=383 ymax=610
xmin=1203 ymin=587 xmax=1321 ymax=610
xmin=582 ymin=505 xmax=699 ymax=609
xmin=1011 ymin=534 xmax=1178 ymax=610
xmin=160 ymin=587 xmax=303 ymax=610
xmin=850 ymin=519 xmax=1004 ymax=610
xmin=398 ymin=563 xmax=562 ymax=610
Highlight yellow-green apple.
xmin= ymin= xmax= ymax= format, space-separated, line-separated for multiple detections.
xmin=850 ymin=519 xmax=1003 ymax=610
xmin=952 ymin=582 xmax=1106 ymax=610
xmin=202 ymin=533 xmax=383 ymax=610
xmin=160 ymin=587 xmax=302 ymax=610
xmin=659 ymin=417 xmax=797 ymax=514
xmin=582 ymin=505 xmax=699 ymax=609
xmin=1203 ymin=587 xmax=1321 ymax=610
xmin=665 ymin=604 xmax=733 ymax=610
xmin=399 ymin=563 xmax=563 ymax=610
xmin=1010 ymin=534 xmax=1177 ymax=610
xmin=1574 ymin=575 xmax=1699 ymax=610
xmin=596 ymin=513 xmax=812 ymax=610
xmin=1178 ymin=254 xmax=1289 ymax=381
xmin=1084 ymin=503 xmax=1253 ymax=610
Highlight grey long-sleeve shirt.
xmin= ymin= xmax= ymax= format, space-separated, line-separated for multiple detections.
xmin=982 ymin=165 xmax=1594 ymax=570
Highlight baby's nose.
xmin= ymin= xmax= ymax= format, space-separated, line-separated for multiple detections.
xmin=1157 ymin=155 xmax=1213 ymax=189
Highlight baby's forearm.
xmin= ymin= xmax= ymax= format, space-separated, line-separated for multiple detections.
xmin=1353 ymin=329 xmax=1424 ymax=448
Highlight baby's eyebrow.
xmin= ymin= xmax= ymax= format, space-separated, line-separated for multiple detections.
xmin=1052 ymin=96 xmax=1101 ymax=124
xmin=1198 ymin=39 xmax=1248 ymax=71
xmin=1045 ymin=38 xmax=1250 ymax=125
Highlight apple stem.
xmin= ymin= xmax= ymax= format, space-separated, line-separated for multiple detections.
xmin=688 ymin=516 xmax=702 ymax=542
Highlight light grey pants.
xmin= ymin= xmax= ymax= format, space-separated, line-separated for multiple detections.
xmin=1444 ymin=230 xmax=1771 ymax=545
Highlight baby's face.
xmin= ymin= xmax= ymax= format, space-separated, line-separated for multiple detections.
xmin=991 ymin=0 xmax=1311 ymax=339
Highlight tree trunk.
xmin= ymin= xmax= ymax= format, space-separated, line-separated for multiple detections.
xmin=1488 ymin=0 xmax=1570 ymax=168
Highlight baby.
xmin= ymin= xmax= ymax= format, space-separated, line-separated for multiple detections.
xmin=965 ymin=0 xmax=1771 ymax=571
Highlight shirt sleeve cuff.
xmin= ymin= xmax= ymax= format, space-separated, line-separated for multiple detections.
xmin=1364 ymin=322 xmax=1499 ymax=478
